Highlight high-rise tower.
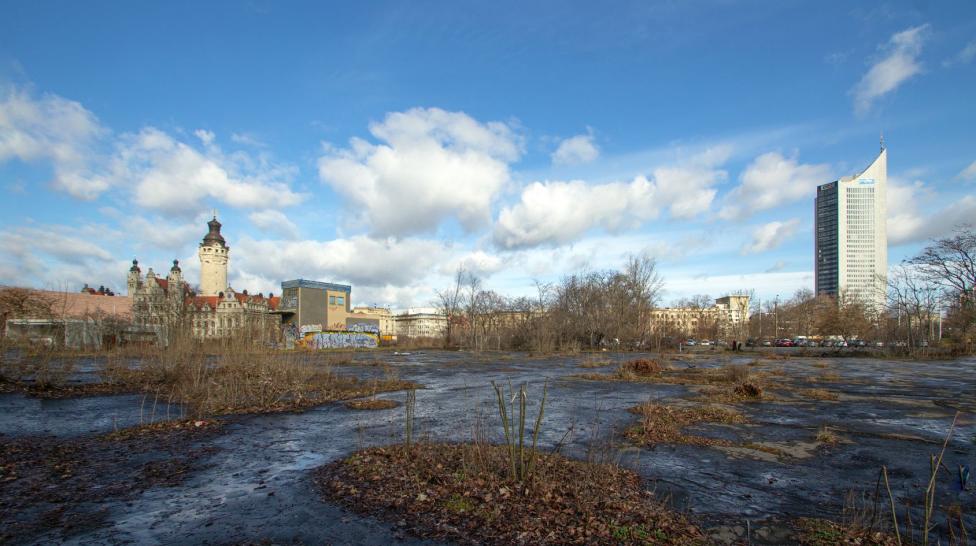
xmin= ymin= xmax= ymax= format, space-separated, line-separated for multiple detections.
xmin=198 ymin=216 xmax=229 ymax=296
xmin=815 ymin=141 xmax=888 ymax=311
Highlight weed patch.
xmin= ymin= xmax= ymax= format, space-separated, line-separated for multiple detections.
xmin=803 ymin=388 xmax=840 ymax=401
xmin=579 ymin=355 xmax=612 ymax=368
xmin=816 ymin=425 xmax=839 ymax=446
xmin=345 ymin=398 xmax=399 ymax=410
xmin=2 ymin=345 xmax=418 ymax=417
xmin=621 ymin=358 xmax=668 ymax=375
xmin=625 ymin=402 xmax=745 ymax=447
xmin=315 ymin=443 xmax=707 ymax=545
xmin=794 ymin=518 xmax=898 ymax=545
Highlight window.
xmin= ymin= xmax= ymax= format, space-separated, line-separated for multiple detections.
xmin=329 ymin=295 xmax=336 ymax=305
xmin=337 ymin=296 xmax=345 ymax=305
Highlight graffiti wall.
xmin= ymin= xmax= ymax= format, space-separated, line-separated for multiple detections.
xmin=347 ymin=321 xmax=380 ymax=334
xmin=298 ymin=330 xmax=378 ymax=349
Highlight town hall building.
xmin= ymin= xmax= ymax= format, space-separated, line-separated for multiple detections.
xmin=128 ymin=217 xmax=279 ymax=344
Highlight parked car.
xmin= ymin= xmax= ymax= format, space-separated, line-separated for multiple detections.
xmin=745 ymin=338 xmax=757 ymax=347
xmin=761 ymin=339 xmax=772 ymax=347
xmin=699 ymin=339 xmax=711 ymax=346
xmin=684 ymin=339 xmax=697 ymax=346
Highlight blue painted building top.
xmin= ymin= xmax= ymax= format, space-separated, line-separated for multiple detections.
xmin=280 ymin=279 xmax=352 ymax=293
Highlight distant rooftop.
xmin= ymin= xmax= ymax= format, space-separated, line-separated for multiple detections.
xmin=280 ymin=279 xmax=352 ymax=293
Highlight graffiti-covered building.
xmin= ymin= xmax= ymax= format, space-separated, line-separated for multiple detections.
xmin=275 ymin=279 xmax=381 ymax=348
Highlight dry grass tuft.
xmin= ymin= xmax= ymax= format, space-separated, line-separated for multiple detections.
xmin=620 ymin=358 xmax=667 ymax=376
xmin=803 ymin=388 xmax=840 ymax=401
xmin=721 ymin=364 xmax=751 ymax=383
xmin=579 ymin=355 xmax=613 ymax=368
xmin=794 ymin=518 xmax=898 ymax=545
xmin=4 ymin=340 xmax=417 ymax=417
xmin=813 ymin=370 xmax=842 ymax=382
xmin=816 ymin=425 xmax=839 ymax=446
xmin=626 ymin=402 xmax=745 ymax=447
xmin=345 ymin=398 xmax=399 ymax=410
xmin=733 ymin=382 xmax=764 ymax=399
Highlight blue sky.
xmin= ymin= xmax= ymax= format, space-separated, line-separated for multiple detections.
xmin=1 ymin=1 xmax=975 ymax=309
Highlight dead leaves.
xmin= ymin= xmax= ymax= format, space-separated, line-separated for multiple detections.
xmin=315 ymin=443 xmax=708 ymax=545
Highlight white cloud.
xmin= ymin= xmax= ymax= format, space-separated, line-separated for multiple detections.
xmin=551 ymin=131 xmax=599 ymax=166
xmin=741 ymin=219 xmax=801 ymax=255
xmin=719 ymin=151 xmax=832 ymax=220
xmin=852 ymin=24 xmax=929 ymax=114
xmin=0 ymin=86 xmax=305 ymax=214
xmin=957 ymin=160 xmax=976 ymax=181
xmin=0 ymin=86 xmax=108 ymax=199
xmin=0 ymin=224 xmax=126 ymax=291
xmin=494 ymin=148 xmax=728 ymax=249
xmin=232 ymin=235 xmax=449 ymax=288
xmin=887 ymin=177 xmax=976 ymax=245
xmin=194 ymin=129 xmax=216 ymax=147
xmin=248 ymin=209 xmax=300 ymax=240
xmin=663 ymin=270 xmax=813 ymax=303
xmin=318 ymin=107 xmax=522 ymax=237
xmin=443 ymin=250 xmax=507 ymax=278
xmin=118 ymin=128 xmax=305 ymax=215
xmin=231 ymin=132 xmax=266 ymax=147
xmin=886 ymin=178 xmax=929 ymax=245
xmin=943 ymin=40 xmax=976 ymax=67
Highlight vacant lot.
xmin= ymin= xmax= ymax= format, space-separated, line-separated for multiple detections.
xmin=1 ymin=350 xmax=973 ymax=544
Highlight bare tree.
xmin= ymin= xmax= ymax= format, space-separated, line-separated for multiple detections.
xmin=813 ymin=290 xmax=872 ymax=346
xmin=434 ymin=266 xmax=467 ymax=348
xmin=909 ymin=224 xmax=976 ymax=298
xmin=908 ymin=225 xmax=975 ymax=349
xmin=886 ymin=265 xmax=941 ymax=348
xmin=623 ymin=253 xmax=664 ymax=348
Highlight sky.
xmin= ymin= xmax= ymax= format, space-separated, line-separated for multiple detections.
xmin=1 ymin=1 xmax=975 ymax=310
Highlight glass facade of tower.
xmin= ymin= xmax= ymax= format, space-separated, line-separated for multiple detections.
xmin=813 ymin=147 xmax=887 ymax=311
xmin=815 ymin=181 xmax=839 ymax=296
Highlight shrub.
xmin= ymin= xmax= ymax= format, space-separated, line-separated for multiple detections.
xmin=816 ymin=425 xmax=839 ymax=445
xmin=620 ymin=358 xmax=666 ymax=376
xmin=722 ymin=364 xmax=750 ymax=383
xmin=733 ymin=382 xmax=763 ymax=399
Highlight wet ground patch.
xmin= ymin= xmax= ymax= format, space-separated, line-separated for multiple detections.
xmin=0 ymin=418 xmax=222 ymax=543
xmin=0 ymin=350 xmax=973 ymax=543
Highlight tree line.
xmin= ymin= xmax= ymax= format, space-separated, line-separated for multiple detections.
xmin=433 ymin=225 xmax=976 ymax=353
xmin=435 ymin=254 xmax=664 ymax=352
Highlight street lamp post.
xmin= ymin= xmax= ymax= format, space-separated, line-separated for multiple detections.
xmin=774 ymin=295 xmax=779 ymax=339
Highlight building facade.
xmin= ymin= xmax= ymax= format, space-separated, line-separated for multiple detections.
xmin=395 ymin=309 xmax=447 ymax=339
xmin=815 ymin=142 xmax=888 ymax=311
xmin=129 ymin=218 xmax=278 ymax=344
xmin=276 ymin=279 xmax=352 ymax=332
xmin=649 ymin=295 xmax=751 ymax=339
xmin=351 ymin=306 xmax=397 ymax=339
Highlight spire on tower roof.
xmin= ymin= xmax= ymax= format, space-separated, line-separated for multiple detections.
xmin=202 ymin=217 xmax=226 ymax=246
xmin=880 ymin=130 xmax=885 ymax=152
